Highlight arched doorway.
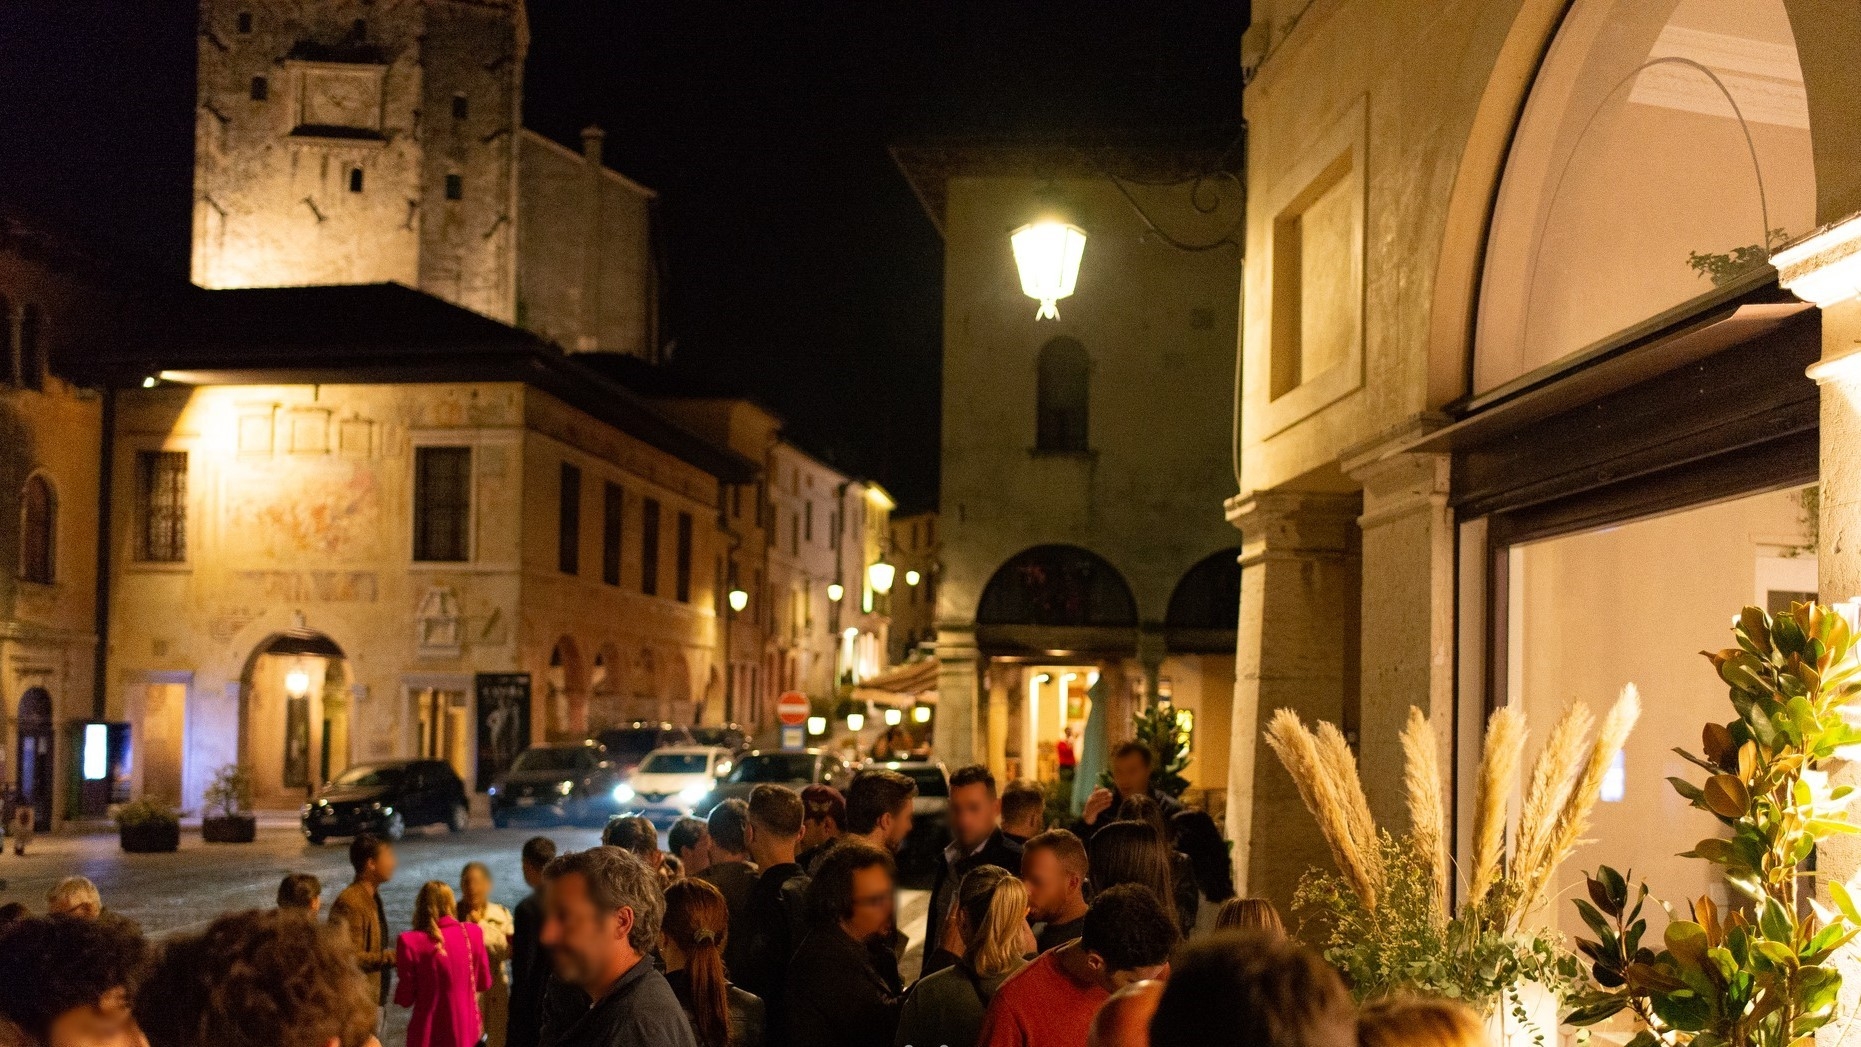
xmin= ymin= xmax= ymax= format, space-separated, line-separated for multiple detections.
xmin=630 ymin=647 xmax=657 ymax=722
xmin=665 ymin=651 xmax=694 ymax=724
xmin=15 ymin=688 xmax=53 ymax=829
xmin=1165 ymin=548 xmax=1243 ymax=651
xmin=545 ymin=638 xmax=588 ymax=740
xmin=589 ymin=643 xmax=625 ymax=731
xmin=239 ymin=628 xmax=348 ymax=809
xmin=977 ymin=545 xmax=1139 ymax=629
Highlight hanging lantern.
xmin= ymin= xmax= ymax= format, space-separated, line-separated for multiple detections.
xmin=868 ymin=559 xmax=896 ymax=595
xmin=904 ymin=569 xmax=921 ymax=587
xmin=1010 ymin=219 xmax=1087 ymax=320
xmin=827 ymin=582 xmax=845 ymax=603
xmin=728 ymin=588 xmax=749 ymax=613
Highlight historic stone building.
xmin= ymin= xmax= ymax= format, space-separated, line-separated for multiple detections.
xmin=888 ymin=510 xmax=937 ymax=664
xmin=1227 ymin=0 xmax=1861 ymax=954
xmin=895 ymin=139 xmax=1242 ymax=793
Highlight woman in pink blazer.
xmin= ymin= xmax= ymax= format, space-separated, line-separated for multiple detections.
xmin=396 ymin=880 xmax=493 ymax=1047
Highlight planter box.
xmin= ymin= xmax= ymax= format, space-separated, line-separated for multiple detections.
xmin=202 ymin=814 xmax=257 ymax=843
xmin=119 ymin=821 xmax=181 ymax=853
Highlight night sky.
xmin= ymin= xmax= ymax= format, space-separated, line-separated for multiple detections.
xmin=0 ymin=1 xmax=1247 ymax=511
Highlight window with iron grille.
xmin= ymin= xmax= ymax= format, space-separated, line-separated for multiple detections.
xmin=135 ymin=450 xmax=188 ymax=562
xmin=602 ymin=482 xmax=623 ymax=586
xmin=558 ymin=463 xmax=581 ymax=575
xmin=412 ymin=446 xmax=471 ymax=562
xmin=19 ymin=474 xmax=54 ymax=583
xmin=675 ymin=511 xmax=693 ymax=603
xmin=641 ymin=498 xmax=661 ymax=596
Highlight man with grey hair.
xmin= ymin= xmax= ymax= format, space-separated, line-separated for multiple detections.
xmin=537 ymin=846 xmax=695 ymax=1047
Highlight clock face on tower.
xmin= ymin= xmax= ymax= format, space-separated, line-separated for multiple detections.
xmin=297 ymin=64 xmax=385 ymax=132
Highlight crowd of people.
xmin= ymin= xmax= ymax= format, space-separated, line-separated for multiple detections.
xmin=0 ymin=741 xmax=1495 ymax=1047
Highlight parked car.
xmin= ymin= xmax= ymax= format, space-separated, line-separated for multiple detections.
xmin=689 ymin=723 xmax=750 ymax=755
xmin=701 ymin=748 xmax=852 ymax=811
xmin=488 ymin=742 xmax=622 ymax=828
xmin=870 ymin=760 xmax=949 ymax=869
xmin=617 ymin=746 xmax=735 ymax=827
xmin=302 ymin=760 xmax=469 ymax=844
xmin=595 ymin=722 xmax=696 ymax=774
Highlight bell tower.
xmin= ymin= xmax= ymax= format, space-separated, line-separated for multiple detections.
xmin=190 ymin=1 xmax=526 ymax=322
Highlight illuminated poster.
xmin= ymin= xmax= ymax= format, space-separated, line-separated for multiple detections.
xmin=475 ymin=673 xmax=531 ymax=792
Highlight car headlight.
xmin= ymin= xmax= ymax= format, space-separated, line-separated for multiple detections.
xmin=487 ymin=785 xmax=500 ymax=797
xmin=613 ymin=783 xmax=635 ymax=804
xmin=369 ymin=802 xmax=383 ymax=811
xmin=556 ymin=781 xmax=574 ymax=796
xmin=678 ymin=784 xmax=710 ymax=806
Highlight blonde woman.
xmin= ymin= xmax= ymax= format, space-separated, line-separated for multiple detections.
xmin=1214 ymin=897 xmax=1285 ymax=940
xmin=459 ymin=861 xmax=516 ymax=1047
xmin=895 ymin=865 xmax=1033 ymax=1047
xmin=1359 ymin=996 xmax=1488 ymax=1047
xmin=395 ymin=879 xmax=491 ymax=1047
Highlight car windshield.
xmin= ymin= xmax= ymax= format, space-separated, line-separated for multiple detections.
xmin=639 ymin=753 xmax=711 ymax=775
xmin=896 ymin=766 xmax=949 ymax=797
xmin=331 ymin=765 xmax=403 ymax=789
xmin=727 ymin=754 xmax=816 ymax=783
xmin=510 ymin=748 xmax=583 ymax=773
xmin=601 ymin=729 xmax=662 ymax=756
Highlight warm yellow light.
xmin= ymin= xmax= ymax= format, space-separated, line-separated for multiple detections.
xmin=904 ymin=569 xmax=921 ymax=587
xmin=728 ymin=588 xmax=749 ymax=613
xmin=846 ymin=712 xmax=865 ymax=732
xmin=868 ymin=560 xmax=896 ymax=594
xmin=1010 ymin=220 xmax=1087 ymax=320
xmin=284 ymin=668 xmax=312 ymax=699
xmin=913 ymin=705 xmax=931 ymax=723
xmin=827 ymin=582 xmax=845 ymax=602
xmin=807 ymin=715 xmax=827 ymax=736
xmin=884 ymin=708 xmax=903 ymax=726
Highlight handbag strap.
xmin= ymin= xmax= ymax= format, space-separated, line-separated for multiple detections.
xmin=462 ymin=920 xmax=487 ymax=1035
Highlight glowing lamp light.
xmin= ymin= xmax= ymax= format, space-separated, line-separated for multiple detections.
xmin=83 ymin=723 xmax=108 ymax=781
xmin=904 ymin=569 xmax=921 ymax=587
xmin=284 ymin=668 xmax=312 ymax=699
xmin=807 ymin=715 xmax=828 ymax=736
xmin=141 ymin=376 xmax=158 ymax=389
xmin=827 ymin=583 xmax=845 ymax=602
xmin=1010 ymin=219 xmax=1087 ymax=320
xmin=913 ymin=705 xmax=932 ymax=723
xmin=846 ymin=712 xmax=866 ymax=732
xmin=728 ymin=588 xmax=749 ymax=613
xmin=884 ymin=708 xmax=903 ymax=726
xmin=868 ymin=560 xmax=896 ymax=595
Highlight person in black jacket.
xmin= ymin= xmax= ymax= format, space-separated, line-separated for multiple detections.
xmin=739 ymin=785 xmax=810 ymax=1047
xmin=922 ymin=765 xmax=1023 ymax=977
xmin=1070 ymin=742 xmax=1184 ymax=843
xmin=785 ymin=842 xmax=903 ymax=1047
xmin=507 ymin=836 xmax=557 ymax=1047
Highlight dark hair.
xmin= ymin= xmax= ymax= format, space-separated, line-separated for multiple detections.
xmin=1080 ymin=883 xmax=1178 ymax=972
xmin=1118 ymin=793 xmax=1168 ymax=842
xmin=748 ymin=783 xmax=805 ymax=836
xmin=1089 ymin=820 xmax=1176 ymax=916
xmin=0 ymin=914 xmax=150 ymax=1040
xmin=602 ymin=814 xmax=659 ymax=859
xmin=801 ymin=784 xmax=845 ymax=829
xmin=1171 ymin=809 xmax=1236 ymax=902
xmin=707 ymin=797 xmax=751 ymax=854
xmin=136 ymin=909 xmax=376 ymax=1047
xmin=663 ymin=878 xmax=732 ymax=1047
xmin=1111 ymin=740 xmax=1155 ymax=768
xmin=1024 ymin=828 xmax=1090 ymax=879
xmin=845 ymin=769 xmax=916 ymax=835
xmin=1000 ymin=780 xmax=1046 ymax=828
xmin=1149 ymin=932 xmax=1355 ymax=1047
xmin=804 ymin=841 xmax=895 ymax=927
xmin=521 ymin=836 xmax=558 ymax=870
xmin=348 ymin=833 xmax=389 ymax=876
xmin=669 ymin=816 xmax=710 ymax=856
xmin=0 ymin=902 xmax=27 ymax=931
xmin=276 ymin=873 xmax=322 ymax=910
xmin=543 ymin=846 xmax=663 ymax=954
xmin=948 ymin=763 xmax=996 ymax=795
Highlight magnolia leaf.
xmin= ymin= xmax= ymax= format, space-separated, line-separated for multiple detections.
xmin=1829 ymin=880 xmax=1861 ymax=925
xmin=1575 ymin=899 xmax=1616 ymax=945
xmin=1666 ymin=921 xmax=1710 ymax=969
xmin=1761 ymin=895 xmax=1795 ymax=942
xmin=1651 ymin=990 xmax=1712 ymax=1032
xmin=1703 ymin=774 xmax=1750 ymax=818
xmin=1739 ymin=607 xmax=1771 ymax=653
xmin=1756 ymin=939 xmax=1798 ymax=969
xmin=1703 ymin=721 xmax=1736 ymax=765
xmin=1564 ymin=996 xmax=1627 ymax=1026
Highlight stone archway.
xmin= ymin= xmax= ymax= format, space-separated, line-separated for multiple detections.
xmin=15 ymin=687 xmax=53 ymax=829
xmin=238 ymin=628 xmax=347 ymax=809
xmin=546 ymin=637 xmax=588 ymax=740
xmin=589 ymin=643 xmax=626 ymax=731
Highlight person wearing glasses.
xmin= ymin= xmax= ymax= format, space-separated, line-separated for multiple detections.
xmin=784 ymin=843 xmax=904 ymax=1047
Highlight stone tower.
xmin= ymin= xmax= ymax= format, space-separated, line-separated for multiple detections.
xmin=191 ymin=0 xmax=527 ymax=323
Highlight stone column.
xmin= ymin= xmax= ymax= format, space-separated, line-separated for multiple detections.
xmin=985 ymin=666 xmax=1011 ymax=783
xmin=1224 ymin=488 xmax=1362 ymax=912
xmin=1347 ymin=448 xmax=1456 ymax=832
xmin=934 ymin=622 xmax=982 ymax=765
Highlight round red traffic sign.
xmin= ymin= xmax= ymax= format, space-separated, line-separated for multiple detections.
xmin=777 ymin=691 xmax=810 ymax=726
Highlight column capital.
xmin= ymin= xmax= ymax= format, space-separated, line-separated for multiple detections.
xmin=1225 ymin=489 xmax=1360 ymax=567
xmin=1349 ymin=450 xmax=1451 ymax=532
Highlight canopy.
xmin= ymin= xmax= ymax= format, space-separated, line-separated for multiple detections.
xmin=851 ymin=657 xmax=939 ymax=708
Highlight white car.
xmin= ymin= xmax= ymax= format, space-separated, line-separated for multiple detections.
xmin=615 ymin=746 xmax=734 ymax=825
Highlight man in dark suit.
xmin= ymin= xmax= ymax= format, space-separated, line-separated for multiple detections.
xmin=507 ymin=835 xmax=557 ymax=1047
xmin=922 ymin=764 xmax=1023 ymax=977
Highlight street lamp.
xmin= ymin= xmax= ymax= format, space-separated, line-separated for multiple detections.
xmin=914 ymin=705 xmax=932 ymax=723
xmin=284 ymin=666 xmax=312 ymax=700
xmin=904 ymin=569 xmax=921 ymax=587
xmin=884 ymin=708 xmax=902 ymax=726
xmin=1011 ymin=219 xmax=1088 ymax=321
xmin=868 ymin=559 xmax=896 ymax=595
xmin=827 ymin=582 xmax=845 ymax=603
xmin=807 ymin=715 xmax=827 ymax=737
xmin=728 ymin=588 xmax=749 ymax=613
xmin=846 ymin=712 xmax=866 ymax=732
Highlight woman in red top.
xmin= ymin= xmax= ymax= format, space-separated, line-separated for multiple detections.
xmin=396 ymin=879 xmax=493 ymax=1047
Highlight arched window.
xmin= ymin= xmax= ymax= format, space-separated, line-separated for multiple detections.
xmin=1035 ymin=337 xmax=1089 ymax=452
xmin=977 ymin=545 xmax=1137 ymax=627
xmin=20 ymin=474 xmax=55 ymax=584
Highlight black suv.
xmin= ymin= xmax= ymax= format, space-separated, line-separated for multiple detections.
xmin=488 ymin=743 xmax=621 ymax=828
xmin=302 ymin=760 xmax=469 ymax=843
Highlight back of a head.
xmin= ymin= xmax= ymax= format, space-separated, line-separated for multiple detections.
xmin=801 ymin=784 xmax=846 ymax=830
xmin=276 ymin=873 xmax=322 ymax=910
xmin=603 ymin=814 xmax=657 ymax=857
xmin=955 ymin=865 xmax=1028 ymax=977
xmin=1080 ymin=883 xmax=1179 ymax=973
xmin=136 ymin=908 xmax=376 ymax=1047
xmin=663 ymin=878 xmax=733 ymax=1047
xmin=0 ymin=914 xmax=150 ymax=1042
xmin=46 ymin=875 xmax=102 ymax=916
xmin=844 ymin=769 xmax=916 ymax=834
xmin=670 ymin=816 xmax=710 ymax=855
xmin=749 ymin=783 xmax=805 ymax=838
xmin=804 ymin=840 xmax=895 ymax=928
xmin=708 ymin=797 xmax=751 ymax=854
xmin=1358 ymin=996 xmax=1485 ymax=1047
xmin=1149 ymin=932 xmax=1356 ymax=1047
xmin=1215 ymin=897 xmax=1284 ymax=939
xmin=1001 ymin=780 xmax=1046 ymax=829
xmin=1117 ymin=793 xmax=1167 ymax=841
xmin=1089 ymin=820 xmax=1175 ymax=910
xmin=1025 ymin=828 xmax=1090 ymax=880
xmin=522 ymin=835 xmax=559 ymax=870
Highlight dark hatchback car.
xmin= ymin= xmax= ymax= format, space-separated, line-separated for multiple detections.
xmin=699 ymin=748 xmax=852 ymax=813
xmin=488 ymin=743 xmax=622 ymax=828
xmin=302 ymin=760 xmax=469 ymax=844
xmin=595 ymin=722 xmax=695 ymax=774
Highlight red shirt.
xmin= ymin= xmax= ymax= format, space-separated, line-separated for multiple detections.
xmin=978 ymin=947 xmax=1107 ymax=1047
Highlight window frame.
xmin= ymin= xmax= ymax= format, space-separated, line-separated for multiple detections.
xmin=411 ymin=445 xmax=473 ymax=564
xmin=675 ymin=511 xmax=694 ymax=603
xmin=558 ymin=462 xmax=582 ymax=576
xmin=602 ymin=481 xmax=623 ymax=587
xmin=134 ymin=449 xmax=189 ymax=564
xmin=19 ymin=472 xmax=55 ymax=584
xmin=640 ymin=497 xmax=661 ymax=596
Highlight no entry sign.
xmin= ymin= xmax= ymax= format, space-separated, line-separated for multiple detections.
xmin=777 ymin=691 xmax=810 ymax=726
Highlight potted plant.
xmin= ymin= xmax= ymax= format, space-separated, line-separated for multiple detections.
xmin=114 ymin=797 xmax=181 ymax=853
xmin=201 ymin=764 xmax=256 ymax=843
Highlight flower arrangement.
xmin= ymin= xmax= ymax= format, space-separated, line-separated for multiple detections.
xmin=1267 ymin=686 xmax=1641 ymax=1032
xmin=1565 ymin=603 xmax=1861 ymax=1047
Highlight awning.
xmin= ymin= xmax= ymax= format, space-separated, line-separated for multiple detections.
xmin=852 ymin=657 xmax=939 ymax=708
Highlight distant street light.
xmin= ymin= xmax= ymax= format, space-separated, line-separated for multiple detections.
xmin=807 ymin=715 xmax=827 ymax=736
xmin=827 ymin=582 xmax=845 ymax=602
xmin=868 ymin=560 xmax=896 ymax=595
xmin=284 ymin=667 xmax=311 ymax=700
xmin=1010 ymin=219 xmax=1087 ymax=321
xmin=884 ymin=708 xmax=903 ymax=726
xmin=904 ymin=569 xmax=921 ymax=587
xmin=728 ymin=588 xmax=749 ymax=613
xmin=846 ymin=712 xmax=866 ymax=732
xmin=913 ymin=705 xmax=932 ymax=723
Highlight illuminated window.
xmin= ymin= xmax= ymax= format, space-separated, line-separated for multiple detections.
xmin=641 ymin=498 xmax=661 ymax=596
xmin=250 ymin=76 xmax=268 ymax=101
xmin=675 ymin=512 xmax=694 ymax=603
xmin=445 ymin=174 xmax=463 ymax=201
xmin=412 ymin=446 xmax=470 ymax=562
xmin=602 ymin=482 xmax=623 ymax=586
xmin=1035 ymin=336 xmax=1089 ymax=452
xmin=19 ymin=474 xmax=54 ymax=584
xmin=135 ymin=450 xmax=188 ymax=562
xmin=348 ymin=167 xmax=363 ymax=193
xmin=558 ymin=463 xmax=581 ymax=575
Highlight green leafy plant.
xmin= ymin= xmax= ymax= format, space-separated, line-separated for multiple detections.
xmin=1565 ymin=603 xmax=1861 ymax=1047
xmin=112 ymin=797 xmax=180 ymax=829
xmin=1115 ymin=702 xmax=1192 ymax=797
xmin=203 ymin=764 xmax=252 ymax=819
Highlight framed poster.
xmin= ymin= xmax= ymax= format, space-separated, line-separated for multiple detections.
xmin=474 ymin=673 xmax=531 ymax=792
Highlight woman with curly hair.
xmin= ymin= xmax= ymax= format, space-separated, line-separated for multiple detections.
xmin=395 ymin=880 xmax=491 ymax=1047
xmin=0 ymin=913 xmax=149 ymax=1047
xmin=661 ymin=877 xmax=764 ymax=1047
